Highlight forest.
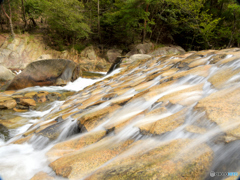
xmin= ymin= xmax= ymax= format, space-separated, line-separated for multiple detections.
xmin=1 ymin=0 xmax=240 ymax=51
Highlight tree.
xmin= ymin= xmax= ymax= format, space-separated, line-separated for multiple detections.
xmin=1 ymin=0 xmax=15 ymax=38
xmin=22 ymin=0 xmax=90 ymax=49
xmin=101 ymin=0 xmax=155 ymax=45
xmin=21 ymin=0 xmax=27 ymax=30
xmin=24 ymin=0 xmax=43 ymax=28
xmin=43 ymin=0 xmax=90 ymax=42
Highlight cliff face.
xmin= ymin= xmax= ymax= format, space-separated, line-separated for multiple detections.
xmin=0 ymin=34 xmax=110 ymax=72
xmin=0 ymin=34 xmax=82 ymax=69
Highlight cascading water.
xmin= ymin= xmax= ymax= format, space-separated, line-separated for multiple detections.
xmin=1 ymin=49 xmax=240 ymax=179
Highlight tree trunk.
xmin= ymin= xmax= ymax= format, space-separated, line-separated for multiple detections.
xmin=1 ymin=0 xmax=15 ymax=39
xmin=21 ymin=0 xmax=27 ymax=31
xmin=98 ymin=0 xmax=101 ymax=43
xmin=142 ymin=4 xmax=149 ymax=43
xmin=30 ymin=17 xmax=37 ymax=27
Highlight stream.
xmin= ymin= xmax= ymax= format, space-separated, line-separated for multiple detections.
xmin=1 ymin=50 xmax=240 ymax=180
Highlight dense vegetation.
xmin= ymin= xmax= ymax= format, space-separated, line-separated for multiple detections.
xmin=1 ymin=0 xmax=240 ymax=51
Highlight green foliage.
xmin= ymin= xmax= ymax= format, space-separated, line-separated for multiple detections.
xmin=4 ymin=0 xmax=240 ymax=50
xmin=43 ymin=0 xmax=90 ymax=39
xmin=73 ymin=44 xmax=87 ymax=53
xmin=25 ymin=0 xmax=43 ymax=19
xmin=101 ymin=0 xmax=155 ymax=44
xmin=22 ymin=0 xmax=90 ymax=47
xmin=154 ymin=44 xmax=165 ymax=49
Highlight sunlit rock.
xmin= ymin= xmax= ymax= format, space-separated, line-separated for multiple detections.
xmin=23 ymin=91 xmax=38 ymax=98
xmin=138 ymin=108 xmax=188 ymax=135
xmin=50 ymin=138 xmax=134 ymax=179
xmin=161 ymin=68 xmax=179 ymax=77
xmin=86 ymin=139 xmax=213 ymax=180
xmin=0 ymin=98 xmax=17 ymax=109
xmin=30 ymin=171 xmax=54 ymax=180
xmin=195 ymin=86 xmax=240 ymax=141
xmin=156 ymin=83 xmax=204 ymax=106
xmin=76 ymin=104 xmax=121 ymax=132
xmin=46 ymin=130 xmax=106 ymax=161
xmin=208 ymin=54 xmax=228 ymax=64
xmin=0 ymin=117 xmax=28 ymax=129
xmin=12 ymin=134 xmax=34 ymax=144
xmin=184 ymin=125 xmax=207 ymax=134
xmin=20 ymin=98 xmax=36 ymax=106
xmin=208 ymin=67 xmax=240 ymax=89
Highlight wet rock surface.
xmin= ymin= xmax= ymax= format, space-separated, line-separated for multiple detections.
xmin=30 ymin=171 xmax=55 ymax=180
xmin=0 ymin=124 xmax=9 ymax=141
xmin=49 ymin=138 xmax=134 ymax=179
xmin=2 ymin=48 xmax=240 ymax=180
xmin=86 ymin=139 xmax=213 ymax=180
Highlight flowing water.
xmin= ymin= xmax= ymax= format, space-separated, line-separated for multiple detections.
xmin=1 ymin=50 xmax=240 ymax=179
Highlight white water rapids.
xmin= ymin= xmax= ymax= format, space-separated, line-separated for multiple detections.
xmin=0 ymin=69 xmax=122 ymax=180
xmin=1 ymin=52 xmax=240 ymax=180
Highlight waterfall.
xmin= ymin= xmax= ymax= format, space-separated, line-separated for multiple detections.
xmin=1 ymin=49 xmax=240 ymax=180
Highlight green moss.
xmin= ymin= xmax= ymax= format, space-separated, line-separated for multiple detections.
xmin=7 ymin=37 xmax=14 ymax=43
xmin=82 ymin=71 xmax=104 ymax=79
xmin=73 ymin=44 xmax=87 ymax=53
xmin=154 ymin=43 xmax=165 ymax=49
xmin=27 ymin=35 xmax=35 ymax=44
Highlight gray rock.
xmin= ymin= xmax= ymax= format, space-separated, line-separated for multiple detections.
xmin=15 ymin=40 xmax=27 ymax=55
xmin=148 ymin=46 xmax=185 ymax=56
xmin=6 ymin=39 xmax=20 ymax=51
xmin=0 ymin=49 xmax=11 ymax=64
xmin=6 ymin=59 xmax=80 ymax=90
xmin=125 ymin=54 xmax=152 ymax=64
xmin=5 ymin=51 xmax=22 ymax=69
xmin=126 ymin=43 xmax=153 ymax=56
xmin=106 ymin=49 xmax=122 ymax=63
xmin=81 ymin=46 xmax=97 ymax=60
xmin=37 ymin=54 xmax=52 ymax=60
xmin=0 ymin=65 xmax=15 ymax=81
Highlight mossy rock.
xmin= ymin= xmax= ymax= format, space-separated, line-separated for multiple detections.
xmin=81 ymin=71 xmax=105 ymax=79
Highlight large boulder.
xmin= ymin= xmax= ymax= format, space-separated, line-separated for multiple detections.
xmin=6 ymin=59 xmax=80 ymax=90
xmin=81 ymin=46 xmax=97 ymax=60
xmin=0 ymin=65 xmax=15 ymax=82
xmin=126 ymin=43 xmax=153 ymax=56
xmin=106 ymin=49 xmax=122 ymax=63
xmin=148 ymin=46 xmax=185 ymax=56
xmin=123 ymin=54 xmax=152 ymax=65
